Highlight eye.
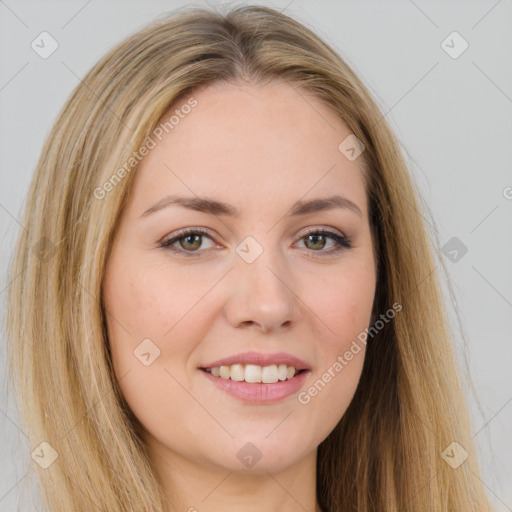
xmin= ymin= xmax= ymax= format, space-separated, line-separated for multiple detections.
xmin=295 ymin=228 xmax=353 ymax=257
xmin=159 ymin=228 xmax=216 ymax=256
xmin=159 ymin=227 xmax=353 ymax=257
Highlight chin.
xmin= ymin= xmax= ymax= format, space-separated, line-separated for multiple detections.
xmin=202 ymin=436 xmax=314 ymax=474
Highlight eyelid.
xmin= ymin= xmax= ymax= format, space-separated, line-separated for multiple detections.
xmin=299 ymin=225 xmax=346 ymax=239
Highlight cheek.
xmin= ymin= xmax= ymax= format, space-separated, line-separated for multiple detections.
xmin=306 ymin=260 xmax=376 ymax=348
xmin=103 ymin=253 xmax=223 ymax=395
xmin=102 ymin=257 xmax=213 ymax=438
xmin=299 ymin=260 xmax=374 ymax=408
xmin=104 ymin=256 xmax=209 ymax=340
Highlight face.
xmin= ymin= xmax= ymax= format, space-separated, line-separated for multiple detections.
xmin=102 ymin=80 xmax=377 ymax=475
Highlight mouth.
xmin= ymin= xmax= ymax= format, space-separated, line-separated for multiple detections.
xmin=198 ymin=351 xmax=311 ymax=403
xmin=200 ymin=364 xmax=309 ymax=384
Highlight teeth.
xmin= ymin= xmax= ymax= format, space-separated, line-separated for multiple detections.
xmin=206 ymin=363 xmax=299 ymax=383
xmin=245 ymin=364 xmax=262 ymax=383
xmin=219 ymin=366 xmax=230 ymax=379
xmin=261 ymin=365 xmax=279 ymax=383
xmin=230 ymin=364 xmax=244 ymax=381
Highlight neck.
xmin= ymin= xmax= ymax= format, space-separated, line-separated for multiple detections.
xmin=147 ymin=440 xmax=322 ymax=512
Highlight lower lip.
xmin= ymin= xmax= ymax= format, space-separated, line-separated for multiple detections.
xmin=200 ymin=369 xmax=310 ymax=404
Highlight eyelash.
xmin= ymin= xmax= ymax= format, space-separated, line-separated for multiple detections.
xmin=159 ymin=227 xmax=353 ymax=258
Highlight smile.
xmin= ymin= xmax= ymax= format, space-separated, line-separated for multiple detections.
xmin=199 ymin=351 xmax=311 ymax=403
xmin=202 ymin=363 xmax=304 ymax=384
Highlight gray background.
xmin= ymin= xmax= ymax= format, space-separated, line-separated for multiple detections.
xmin=1 ymin=0 xmax=511 ymax=510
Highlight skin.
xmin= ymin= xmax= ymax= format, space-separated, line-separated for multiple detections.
xmin=103 ymin=79 xmax=377 ymax=512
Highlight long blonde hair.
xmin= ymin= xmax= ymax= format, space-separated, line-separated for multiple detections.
xmin=5 ymin=5 xmax=491 ymax=511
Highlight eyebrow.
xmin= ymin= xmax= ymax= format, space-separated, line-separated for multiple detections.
xmin=140 ymin=194 xmax=363 ymax=218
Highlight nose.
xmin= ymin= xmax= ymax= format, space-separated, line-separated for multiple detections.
xmin=224 ymin=246 xmax=298 ymax=333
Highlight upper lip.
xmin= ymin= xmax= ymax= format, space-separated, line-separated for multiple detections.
xmin=200 ymin=351 xmax=311 ymax=371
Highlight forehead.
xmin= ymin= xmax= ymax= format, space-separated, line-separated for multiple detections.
xmin=128 ymin=80 xmax=369 ymax=219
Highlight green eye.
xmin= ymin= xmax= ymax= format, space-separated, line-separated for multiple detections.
xmin=160 ymin=228 xmax=353 ymax=257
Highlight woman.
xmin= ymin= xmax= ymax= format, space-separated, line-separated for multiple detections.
xmin=5 ymin=5 xmax=491 ymax=511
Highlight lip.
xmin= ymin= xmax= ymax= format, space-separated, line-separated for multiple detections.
xmin=199 ymin=351 xmax=311 ymax=371
xmin=200 ymin=368 xmax=310 ymax=404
